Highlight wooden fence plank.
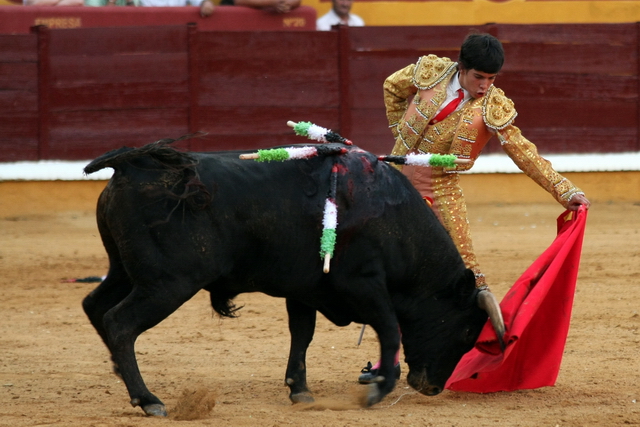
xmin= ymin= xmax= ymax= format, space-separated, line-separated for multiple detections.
xmin=49 ymin=83 xmax=189 ymax=111
xmin=34 ymin=25 xmax=51 ymax=160
xmin=502 ymin=43 xmax=636 ymax=75
xmin=0 ymin=34 xmax=37 ymax=61
xmin=197 ymin=76 xmax=338 ymax=108
xmin=47 ymin=108 xmax=189 ymax=159
xmin=196 ymin=31 xmax=335 ymax=60
xmin=0 ymin=114 xmax=39 ymax=162
xmin=512 ymin=99 xmax=637 ymax=128
xmin=49 ymin=53 xmax=188 ymax=83
xmin=497 ymin=23 xmax=636 ymax=45
xmin=0 ymin=91 xmax=38 ymax=113
xmin=347 ymin=25 xmax=488 ymax=51
xmin=0 ymin=35 xmax=39 ymax=161
xmin=0 ymin=63 xmax=38 ymax=91
xmin=48 ymin=25 xmax=188 ymax=56
xmin=496 ymin=73 xmax=637 ymax=101
xmin=513 ymin=128 xmax=638 ymax=153
xmin=197 ymin=106 xmax=339 ymax=136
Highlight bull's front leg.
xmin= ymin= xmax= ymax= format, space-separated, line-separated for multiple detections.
xmin=284 ymin=298 xmax=317 ymax=403
xmin=364 ymin=321 xmax=401 ymax=406
xmin=348 ymin=287 xmax=401 ymax=407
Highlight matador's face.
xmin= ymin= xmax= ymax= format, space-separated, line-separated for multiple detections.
xmin=458 ymin=68 xmax=498 ymax=99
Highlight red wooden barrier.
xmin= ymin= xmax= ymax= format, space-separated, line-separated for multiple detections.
xmin=0 ymin=33 xmax=39 ymax=160
xmin=0 ymin=23 xmax=638 ymax=162
xmin=494 ymin=23 xmax=639 ymax=154
xmin=191 ymin=30 xmax=340 ymax=152
xmin=0 ymin=5 xmax=316 ymax=33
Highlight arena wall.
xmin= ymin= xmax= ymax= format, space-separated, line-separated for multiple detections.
xmin=1 ymin=23 xmax=639 ymax=163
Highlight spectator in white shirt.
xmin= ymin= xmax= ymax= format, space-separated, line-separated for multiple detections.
xmin=317 ymin=0 xmax=364 ymax=31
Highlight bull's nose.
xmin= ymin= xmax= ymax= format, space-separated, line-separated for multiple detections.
xmin=423 ymin=385 xmax=442 ymax=396
xmin=407 ymin=370 xmax=443 ymax=396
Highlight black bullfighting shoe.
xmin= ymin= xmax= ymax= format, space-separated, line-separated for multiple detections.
xmin=357 ymin=361 xmax=401 ymax=384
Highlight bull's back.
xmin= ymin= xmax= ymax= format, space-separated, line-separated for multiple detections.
xmin=91 ymin=143 xmax=462 ymax=294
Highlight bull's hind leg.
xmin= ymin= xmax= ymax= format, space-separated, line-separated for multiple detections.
xmin=102 ymin=282 xmax=199 ymax=417
xmin=284 ymin=298 xmax=317 ymax=403
xmin=82 ymin=263 xmax=133 ymax=358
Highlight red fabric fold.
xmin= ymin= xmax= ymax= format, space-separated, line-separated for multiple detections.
xmin=446 ymin=207 xmax=588 ymax=393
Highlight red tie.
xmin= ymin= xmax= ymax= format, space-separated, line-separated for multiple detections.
xmin=429 ymin=89 xmax=464 ymax=125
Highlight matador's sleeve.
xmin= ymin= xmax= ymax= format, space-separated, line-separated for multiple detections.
xmin=497 ymin=126 xmax=584 ymax=207
xmin=383 ymin=63 xmax=417 ymax=139
xmin=483 ymin=86 xmax=584 ymax=208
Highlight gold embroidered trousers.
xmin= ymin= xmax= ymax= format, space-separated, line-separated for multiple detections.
xmin=401 ymin=164 xmax=486 ymax=287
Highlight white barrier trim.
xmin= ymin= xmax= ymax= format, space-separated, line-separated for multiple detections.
xmin=467 ymin=152 xmax=640 ymax=174
xmin=0 ymin=152 xmax=639 ymax=181
xmin=0 ymin=160 xmax=113 ymax=181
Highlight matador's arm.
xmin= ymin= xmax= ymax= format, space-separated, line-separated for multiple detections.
xmin=483 ymin=87 xmax=585 ymax=208
xmin=497 ymin=126 xmax=585 ymax=208
xmin=383 ymin=64 xmax=417 ymax=139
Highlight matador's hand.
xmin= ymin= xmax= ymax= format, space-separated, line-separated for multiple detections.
xmin=567 ymin=193 xmax=591 ymax=211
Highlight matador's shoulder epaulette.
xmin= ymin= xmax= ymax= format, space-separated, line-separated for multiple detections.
xmin=412 ymin=54 xmax=457 ymax=91
xmin=482 ymin=86 xmax=518 ymax=130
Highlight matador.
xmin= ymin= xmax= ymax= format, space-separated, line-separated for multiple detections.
xmin=385 ymin=53 xmax=588 ymax=288
xmin=357 ymin=32 xmax=590 ymax=385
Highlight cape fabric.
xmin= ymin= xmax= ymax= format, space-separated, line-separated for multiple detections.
xmin=446 ymin=207 xmax=588 ymax=393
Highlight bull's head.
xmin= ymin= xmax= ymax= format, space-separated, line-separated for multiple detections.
xmin=397 ymin=269 xmax=505 ymax=396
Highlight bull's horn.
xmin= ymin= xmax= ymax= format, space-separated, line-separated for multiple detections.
xmin=477 ymin=290 xmax=506 ymax=352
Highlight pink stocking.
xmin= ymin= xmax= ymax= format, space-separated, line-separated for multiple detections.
xmin=371 ymin=348 xmax=400 ymax=370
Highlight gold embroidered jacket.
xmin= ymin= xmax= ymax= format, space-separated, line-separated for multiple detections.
xmin=384 ymin=54 xmax=583 ymax=207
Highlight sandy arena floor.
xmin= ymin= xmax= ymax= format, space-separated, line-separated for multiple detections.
xmin=0 ymin=180 xmax=638 ymax=426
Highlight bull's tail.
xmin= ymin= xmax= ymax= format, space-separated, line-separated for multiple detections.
xmin=207 ymin=288 xmax=243 ymax=318
xmin=83 ymin=146 xmax=135 ymax=175
xmin=85 ymin=135 xmax=212 ymax=215
xmin=83 ymin=134 xmax=204 ymax=175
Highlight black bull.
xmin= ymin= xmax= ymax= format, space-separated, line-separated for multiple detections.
xmin=82 ymin=140 xmax=504 ymax=417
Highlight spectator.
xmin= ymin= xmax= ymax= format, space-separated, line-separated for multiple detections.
xmin=84 ymin=0 xmax=138 ymax=6
xmin=140 ymin=0 xmax=186 ymax=4
xmin=317 ymin=0 xmax=364 ymax=31
xmin=136 ymin=0 xmax=215 ymax=17
xmin=199 ymin=0 xmax=214 ymax=16
xmin=217 ymin=0 xmax=301 ymax=14
xmin=24 ymin=0 xmax=84 ymax=5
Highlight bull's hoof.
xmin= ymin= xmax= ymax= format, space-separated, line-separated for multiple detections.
xmin=363 ymin=383 xmax=383 ymax=407
xmin=290 ymin=391 xmax=314 ymax=404
xmin=142 ymin=403 xmax=167 ymax=417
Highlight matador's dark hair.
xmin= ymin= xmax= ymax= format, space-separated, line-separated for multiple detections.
xmin=458 ymin=32 xmax=504 ymax=74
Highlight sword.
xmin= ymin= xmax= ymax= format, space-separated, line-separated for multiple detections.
xmin=357 ymin=324 xmax=366 ymax=346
